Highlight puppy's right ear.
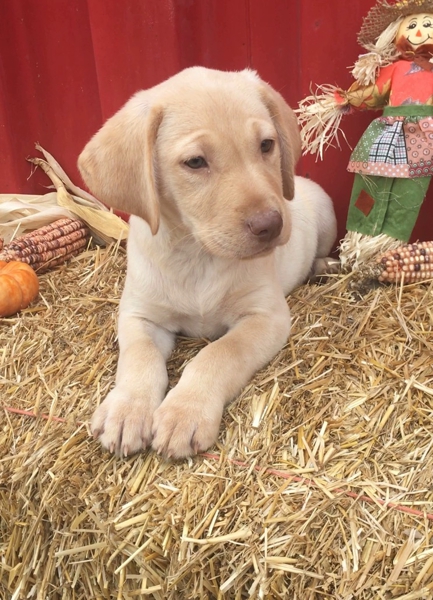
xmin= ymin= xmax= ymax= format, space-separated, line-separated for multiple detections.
xmin=256 ymin=80 xmax=302 ymax=201
xmin=78 ymin=93 xmax=163 ymax=234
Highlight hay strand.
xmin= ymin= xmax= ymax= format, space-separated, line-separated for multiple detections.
xmin=1 ymin=245 xmax=433 ymax=598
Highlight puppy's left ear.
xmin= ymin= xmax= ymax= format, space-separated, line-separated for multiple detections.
xmin=78 ymin=93 xmax=163 ymax=234
xmin=258 ymin=81 xmax=302 ymax=200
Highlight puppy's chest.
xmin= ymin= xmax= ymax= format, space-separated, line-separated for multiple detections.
xmin=151 ymin=266 xmax=235 ymax=338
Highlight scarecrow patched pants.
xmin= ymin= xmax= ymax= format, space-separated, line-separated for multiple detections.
xmin=347 ymin=173 xmax=430 ymax=242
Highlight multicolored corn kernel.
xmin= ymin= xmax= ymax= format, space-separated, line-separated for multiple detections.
xmin=376 ymin=242 xmax=433 ymax=283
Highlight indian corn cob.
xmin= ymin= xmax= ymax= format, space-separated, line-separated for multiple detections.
xmin=376 ymin=241 xmax=433 ymax=283
xmin=0 ymin=217 xmax=90 ymax=272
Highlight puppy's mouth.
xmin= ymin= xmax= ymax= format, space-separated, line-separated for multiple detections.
xmin=241 ymin=244 xmax=276 ymax=259
xmin=193 ymin=209 xmax=289 ymax=259
xmin=199 ymin=233 xmax=285 ymax=260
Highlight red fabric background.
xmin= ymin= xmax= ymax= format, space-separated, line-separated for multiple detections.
xmin=1 ymin=0 xmax=432 ymax=244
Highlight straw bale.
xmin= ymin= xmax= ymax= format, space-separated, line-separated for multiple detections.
xmin=1 ymin=245 xmax=433 ymax=599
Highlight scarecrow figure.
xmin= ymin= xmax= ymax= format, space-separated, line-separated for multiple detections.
xmin=297 ymin=0 xmax=433 ymax=271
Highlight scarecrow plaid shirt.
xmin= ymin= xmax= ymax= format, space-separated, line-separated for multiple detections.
xmin=368 ymin=119 xmax=407 ymax=164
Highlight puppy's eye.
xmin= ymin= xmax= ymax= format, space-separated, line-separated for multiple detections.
xmin=261 ymin=139 xmax=274 ymax=153
xmin=185 ymin=156 xmax=208 ymax=169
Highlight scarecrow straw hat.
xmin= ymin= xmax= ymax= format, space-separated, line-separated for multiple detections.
xmin=358 ymin=0 xmax=433 ymax=47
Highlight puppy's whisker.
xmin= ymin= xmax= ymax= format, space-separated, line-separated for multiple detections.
xmin=173 ymin=227 xmax=226 ymax=254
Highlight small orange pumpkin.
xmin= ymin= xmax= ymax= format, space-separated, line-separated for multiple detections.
xmin=0 ymin=261 xmax=39 ymax=317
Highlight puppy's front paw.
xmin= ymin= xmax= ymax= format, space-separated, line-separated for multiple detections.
xmin=91 ymin=387 xmax=156 ymax=457
xmin=152 ymin=389 xmax=223 ymax=459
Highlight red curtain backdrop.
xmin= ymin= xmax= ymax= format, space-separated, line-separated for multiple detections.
xmin=1 ymin=0 xmax=431 ymax=244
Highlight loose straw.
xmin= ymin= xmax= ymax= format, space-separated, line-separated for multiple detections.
xmin=4 ymin=406 xmax=433 ymax=522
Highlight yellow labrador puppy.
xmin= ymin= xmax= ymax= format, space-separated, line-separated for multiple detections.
xmin=79 ymin=67 xmax=337 ymax=459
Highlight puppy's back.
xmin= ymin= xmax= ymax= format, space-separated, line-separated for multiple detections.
xmin=276 ymin=176 xmax=337 ymax=294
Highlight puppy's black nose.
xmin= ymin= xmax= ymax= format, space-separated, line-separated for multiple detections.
xmin=247 ymin=210 xmax=283 ymax=242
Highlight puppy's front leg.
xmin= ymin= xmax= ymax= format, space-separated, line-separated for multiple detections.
xmin=91 ymin=313 xmax=175 ymax=456
xmin=152 ymin=304 xmax=291 ymax=458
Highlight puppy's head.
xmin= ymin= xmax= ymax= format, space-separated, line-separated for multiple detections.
xmin=78 ymin=67 xmax=301 ymax=259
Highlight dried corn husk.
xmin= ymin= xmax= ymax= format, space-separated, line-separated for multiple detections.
xmin=295 ymin=84 xmax=350 ymax=158
xmin=0 ymin=144 xmax=128 ymax=245
xmin=339 ymin=230 xmax=402 ymax=272
xmin=0 ymin=192 xmax=76 ymax=243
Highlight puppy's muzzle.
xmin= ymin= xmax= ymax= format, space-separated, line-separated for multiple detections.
xmin=246 ymin=209 xmax=283 ymax=243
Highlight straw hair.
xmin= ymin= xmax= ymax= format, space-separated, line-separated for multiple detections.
xmin=1 ymin=245 xmax=433 ymax=598
xmin=352 ymin=19 xmax=404 ymax=85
